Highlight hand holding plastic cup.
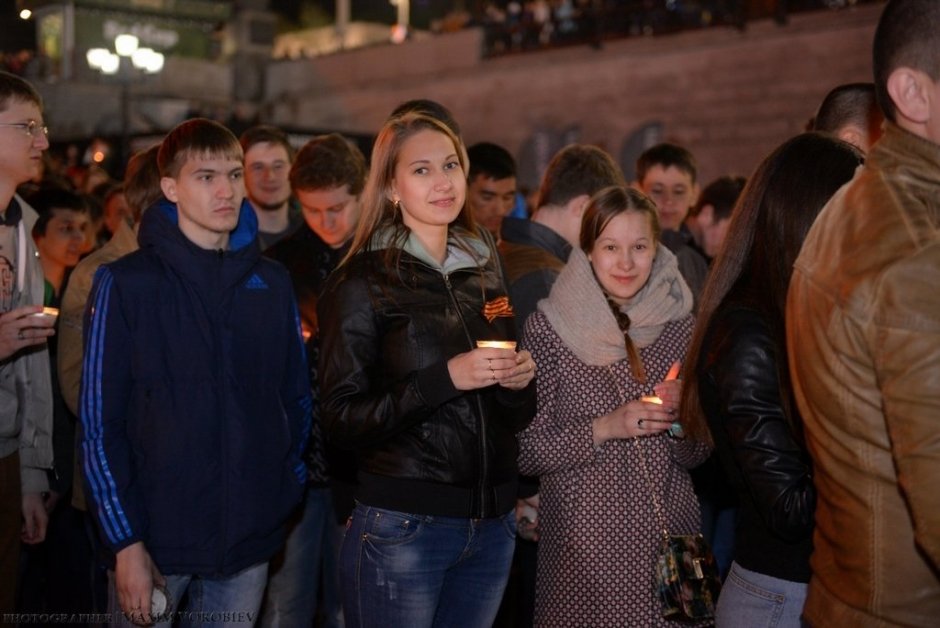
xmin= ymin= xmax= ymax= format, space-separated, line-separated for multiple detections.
xmin=475 ymin=340 xmax=517 ymax=350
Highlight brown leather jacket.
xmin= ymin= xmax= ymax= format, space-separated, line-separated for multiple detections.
xmin=787 ymin=122 xmax=940 ymax=626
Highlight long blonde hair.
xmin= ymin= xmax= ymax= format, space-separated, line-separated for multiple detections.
xmin=342 ymin=112 xmax=475 ymax=269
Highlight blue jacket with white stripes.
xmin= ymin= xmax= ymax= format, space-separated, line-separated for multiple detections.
xmin=80 ymin=198 xmax=310 ymax=576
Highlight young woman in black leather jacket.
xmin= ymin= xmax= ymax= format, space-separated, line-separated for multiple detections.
xmin=317 ymin=112 xmax=537 ymax=628
xmin=680 ymin=133 xmax=861 ymax=627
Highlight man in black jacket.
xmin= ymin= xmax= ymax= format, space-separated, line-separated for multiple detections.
xmin=261 ymin=133 xmax=366 ymax=628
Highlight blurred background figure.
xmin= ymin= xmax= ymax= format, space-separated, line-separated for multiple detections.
xmin=99 ymin=183 xmax=130 ymax=243
xmin=241 ymin=125 xmax=301 ymax=250
xmin=694 ymin=175 xmax=747 ymax=261
xmin=28 ymin=187 xmax=89 ymax=302
xmin=812 ymin=82 xmax=884 ymax=154
xmin=466 ymin=141 xmax=518 ymax=239
xmin=634 ymin=143 xmax=708 ymax=304
xmin=261 ymin=132 xmax=367 ymax=628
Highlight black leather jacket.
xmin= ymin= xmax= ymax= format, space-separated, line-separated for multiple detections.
xmin=698 ymin=303 xmax=815 ymax=582
xmin=318 ymin=238 xmax=536 ymax=519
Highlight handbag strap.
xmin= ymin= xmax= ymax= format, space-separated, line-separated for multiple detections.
xmin=606 ymin=365 xmax=671 ymax=542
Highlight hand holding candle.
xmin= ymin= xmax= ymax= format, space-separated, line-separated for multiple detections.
xmin=652 ymin=360 xmax=682 ymax=413
xmin=652 ymin=361 xmax=685 ymax=438
xmin=449 ymin=340 xmax=535 ymax=391
xmin=0 ymin=305 xmax=56 ymax=360
xmin=477 ymin=340 xmax=535 ymax=391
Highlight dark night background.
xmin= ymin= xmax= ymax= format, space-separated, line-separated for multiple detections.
xmin=1 ymin=0 xmax=466 ymax=53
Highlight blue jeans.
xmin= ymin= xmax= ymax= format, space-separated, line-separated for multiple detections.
xmin=716 ymin=561 xmax=807 ymax=628
xmin=260 ymin=485 xmax=343 ymax=628
xmin=341 ymin=504 xmax=516 ymax=628
xmin=108 ymin=561 xmax=268 ymax=627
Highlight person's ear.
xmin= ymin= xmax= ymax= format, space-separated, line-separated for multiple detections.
xmin=566 ymin=194 xmax=590 ymax=218
xmin=887 ymin=67 xmax=930 ymax=126
xmin=386 ymin=178 xmax=399 ymax=205
xmin=697 ymin=204 xmax=715 ymax=227
xmin=161 ymin=177 xmax=178 ymax=203
xmin=837 ymin=125 xmax=865 ymax=150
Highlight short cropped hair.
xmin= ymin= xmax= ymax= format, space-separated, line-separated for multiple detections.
xmin=124 ymin=145 xmax=163 ymax=221
xmin=158 ymin=118 xmax=243 ymax=179
xmin=289 ymin=133 xmax=367 ymax=196
xmin=813 ymin=83 xmax=880 ymax=134
xmin=467 ymin=142 xmax=516 ymax=182
xmin=636 ymin=143 xmax=698 ymax=185
xmin=873 ymin=0 xmax=940 ymax=123
xmin=239 ymin=125 xmax=294 ymax=161
xmin=536 ymin=144 xmax=624 ymax=208
xmin=694 ymin=175 xmax=747 ymax=223
xmin=28 ymin=186 xmax=89 ymax=238
xmin=0 ymin=70 xmax=42 ymax=112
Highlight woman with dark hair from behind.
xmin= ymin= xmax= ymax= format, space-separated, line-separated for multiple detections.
xmin=680 ymin=133 xmax=862 ymax=627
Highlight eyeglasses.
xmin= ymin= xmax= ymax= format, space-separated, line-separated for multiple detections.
xmin=0 ymin=120 xmax=49 ymax=139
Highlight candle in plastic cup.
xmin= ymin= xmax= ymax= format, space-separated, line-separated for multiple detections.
xmin=476 ymin=340 xmax=517 ymax=350
xmin=640 ymin=395 xmax=663 ymax=405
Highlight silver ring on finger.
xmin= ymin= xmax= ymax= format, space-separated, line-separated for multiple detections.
xmin=638 ymin=418 xmax=645 ymax=428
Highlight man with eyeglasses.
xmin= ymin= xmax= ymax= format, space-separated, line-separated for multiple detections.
xmin=0 ymin=70 xmax=55 ymax=614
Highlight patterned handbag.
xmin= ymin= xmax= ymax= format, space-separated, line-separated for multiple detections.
xmin=653 ymin=530 xmax=721 ymax=620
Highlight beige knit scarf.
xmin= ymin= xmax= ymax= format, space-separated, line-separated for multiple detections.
xmin=538 ymin=244 xmax=693 ymax=366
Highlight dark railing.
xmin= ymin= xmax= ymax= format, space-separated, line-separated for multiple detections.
xmin=476 ymin=0 xmax=881 ymax=58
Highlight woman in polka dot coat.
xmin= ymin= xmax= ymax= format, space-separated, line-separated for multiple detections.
xmin=519 ymin=187 xmax=711 ymax=627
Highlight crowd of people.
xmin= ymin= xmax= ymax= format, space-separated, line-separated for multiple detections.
xmin=470 ymin=1 xmax=873 ymax=57
xmin=1 ymin=0 xmax=938 ymax=626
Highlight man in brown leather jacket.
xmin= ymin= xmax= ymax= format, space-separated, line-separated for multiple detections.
xmin=786 ymin=1 xmax=940 ymax=625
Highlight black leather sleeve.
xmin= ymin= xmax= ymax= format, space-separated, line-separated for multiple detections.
xmin=706 ymin=308 xmax=816 ymax=542
xmin=317 ymin=272 xmax=461 ymax=450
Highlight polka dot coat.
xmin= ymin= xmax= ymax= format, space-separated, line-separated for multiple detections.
xmin=519 ymin=311 xmax=710 ymax=627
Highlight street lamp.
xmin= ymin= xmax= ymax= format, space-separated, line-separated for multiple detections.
xmin=86 ymin=34 xmax=165 ymax=78
xmin=389 ymin=0 xmax=409 ymax=44
xmin=86 ymin=34 xmax=165 ymax=167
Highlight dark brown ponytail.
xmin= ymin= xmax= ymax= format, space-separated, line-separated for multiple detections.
xmin=607 ymin=297 xmax=646 ymax=383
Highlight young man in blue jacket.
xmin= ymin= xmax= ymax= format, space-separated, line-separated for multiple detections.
xmin=81 ymin=118 xmax=311 ymax=626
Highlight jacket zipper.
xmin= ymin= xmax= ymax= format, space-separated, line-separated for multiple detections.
xmin=442 ymin=271 xmax=490 ymax=519
xmin=216 ymin=248 xmax=228 ymax=572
